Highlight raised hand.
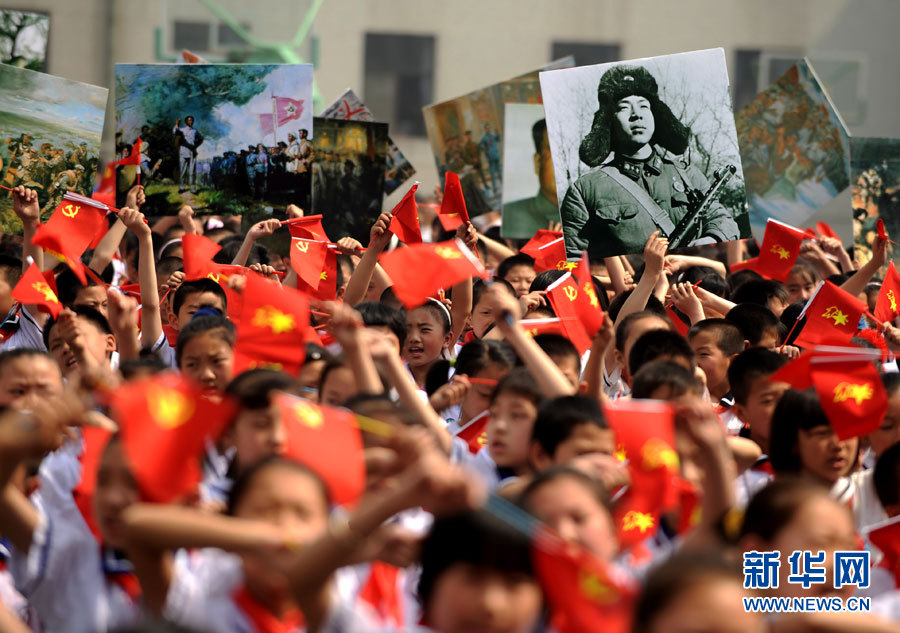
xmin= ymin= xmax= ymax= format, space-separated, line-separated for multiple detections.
xmin=11 ymin=186 xmax=40 ymax=227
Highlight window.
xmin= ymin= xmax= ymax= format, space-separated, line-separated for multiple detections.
xmin=550 ymin=41 xmax=620 ymax=66
xmin=217 ymin=22 xmax=250 ymax=48
xmin=733 ymin=49 xmax=801 ymax=111
xmin=364 ymin=33 xmax=435 ymax=137
xmin=173 ymin=21 xmax=210 ymax=52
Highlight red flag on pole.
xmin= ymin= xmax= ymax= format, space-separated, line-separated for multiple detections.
xmin=875 ymin=261 xmax=900 ymax=324
xmin=181 ymin=233 xmax=223 ymax=280
xmin=792 ymin=281 xmax=866 ymax=348
xmin=11 ymin=262 xmax=62 ymax=317
xmin=520 ymin=229 xmax=563 ymax=260
xmin=809 ymin=357 xmax=887 ymax=440
xmin=275 ymin=97 xmax=304 ymax=126
xmin=32 ymin=200 xmax=106 ymax=284
xmin=454 ymin=410 xmax=489 ymax=454
xmin=388 ymin=182 xmax=422 ymax=244
xmin=379 ymin=240 xmax=486 ymax=309
xmin=439 ymin=172 xmax=469 ymax=226
xmin=289 ymin=237 xmax=329 ymax=290
xmin=731 ymin=219 xmax=809 ymax=282
xmin=295 ymin=247 xmax=337 ymax=301
xmin=284 ymin=215 xmax=329 ymax=242
xmin=532 ymin=237 xmax=574 ymax=274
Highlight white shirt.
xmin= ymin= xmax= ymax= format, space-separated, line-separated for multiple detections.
xmin=1 ymin=305 xmax=45 ymax=351
xmin=175 ymin=125 xmax=198 ymax=159
xmin=149 ymin=331 xmax=178 ymax=368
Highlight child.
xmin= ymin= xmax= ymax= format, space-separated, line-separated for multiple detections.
xmin=43 ymin=306 xmax=117 ymax=377
xmin=175 ymin=313 xmax=235 ymax=392
xmin=404 ymin=299 xmax=453 ymax=389
xmin=730 ymin=279 xmax=790 ymax=317
xmin=630 ymin=360 xmax=702 ymax=401
xmin=785 ymin=258 xmax=821 ymax=305
xmin=725 ymin=303 xmax=782 ymax=350
xmin=533 ymin=333 xmax=581 ymax=389
xmin=467 ymin=279 xmax=517 ymax=340
xmin=627 ymin=329 xmax=696 ymax=383
xmin=604 ymin=310 xmax=672 ymax=398
xmin=529 ymin=395 xmax=615 ymax=471
xmin=0 ymin=348 xmax=64 ymax=409
xmin=297 ymin=344 xmax=331 ymax=399
xmin=150 ymin=279 xmax=228 ymax=367
xmin=496 ymin=253 xmax=536 ymax=298
xmin=355 ymin=301 xmax=407 ymax=354
xmin=687 ymin=318 xmax=745 ymax=433
xmin=318 ymin=356 xmax=358 ymax=407
xmin=485 ymin=368 xmax=545 ymax=484
xmin=56 ymin=267 xmax=111 ymax=317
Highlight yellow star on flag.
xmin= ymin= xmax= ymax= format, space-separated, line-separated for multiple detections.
xmin=32 ymin=282 xmax=58 ymax=303
xmin=578 ymin=569 xmax=613 ymax=605
xmin=833 ymin=382 xmax=874 ymax=406
xmin=252 ymin=305 xmax=296 ymax=334
xmin=293 ymin=401 xmax=323 ymax=428
xmin=622 ymin=510 xmax=655 ymax=533
xmin=147 ymin=386 xmax=194 ymax=430
xmin=822 ymin=306 xmax=849 ymax=326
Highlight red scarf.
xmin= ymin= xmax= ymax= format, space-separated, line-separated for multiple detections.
xmin=107 ymin=570 xmax=142 ymax=602
xmin=357 ymin=561 xmax=404 ymax=628
xmin=233 ymin=586 xmax=305 ymax=633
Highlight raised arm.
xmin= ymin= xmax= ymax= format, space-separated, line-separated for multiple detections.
xmin=232 ymin=219 xmax=281 ymax=267
xmin=119 ymin=207 xmax=162 ymax=350
xmin=841 ymin=233 xmax=886 ymax=299
xmin=344 ymin=212 xmax=392 ymax=307
xmin=90 ymin=185 xmax=145 ymax=274
xmin=448 ymin=222 xmax=477 ymax=347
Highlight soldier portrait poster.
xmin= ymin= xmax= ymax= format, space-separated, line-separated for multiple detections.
xmin=320 ymin=88 xmax=416 ymax=196
xmin=851 ymin=137 xmax=900 ymax=270
xmin=501 ymin=103 xmax=561 ymax=239
xmin=422 ymin=57 xmax=573 ymax=222
xmin=114 ymin=63 xmax=313 ymax=217
xmin=736 ymin=59 xmax=850 ymax=242
xmin=539 ymin=48 xmax=750 ymax=259
xmin=310 ymin=117 xmax=388 ymax=245
xmin=0 ymin=64 xmax=107 ymax=232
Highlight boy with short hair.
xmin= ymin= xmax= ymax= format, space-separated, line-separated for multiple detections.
xmin=533 ymin=333 xmax=581 ymax=389
xmin=725 ymin=303 xmax=781 ymax=349
xmin=687 ymin=318 xmax=746 ymax=435
xmin=627 ymin=329 xmax=696 ymax=383
xmin=42 ymin=306 xmax=116 ymax=378
xmin=496 ymin=253 xmax=536 ymax=298
xmin=529 ymin=395 xmax=614 ymax=471
xmin=149 ymin=278 xmax=227 ymax=367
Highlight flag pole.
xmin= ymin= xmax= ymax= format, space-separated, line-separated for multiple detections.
xmin=271 ymin=93 xmax=277 ymax=147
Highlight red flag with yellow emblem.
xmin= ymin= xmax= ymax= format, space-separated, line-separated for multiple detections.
xmin=379 ymin=239 xmax=486 ymax=309
xmin=809 ymin=357 xmax=887 ymax=440
xmin=531 ymin=525 xmax=637 ymax=633
xmin=519 ymin=318 xmax=564 ymax=338
xmin=388 ymin=182 xmax=422 ymax=244
xmin=234 ymin=272 xmax=310 ymax=376
xmin=289 ymin=237 xmax=329 ymax=290
xmin=604 ymin=400 xmax=679 ymax=547
xmin=276 ymin=392 xmax=365 ymax=506
xmin=12 ymin=261 xmax=63 ymax=317
xmin=731 ymin=219 xmax=809 ymax=282
xmin=520 ymin=229 xmax=563 ymax=260
xmin=454 ymin=410 xmax=489 ymax=454
xmin=793 ymin=281 xmax=866 ymax=349
xmin=438 ymin=172 xmax=469 ymax=230
xmin=109 ymin=372 xmax=237 ymax=503
xmin=182 ymin=233 xmax=223 ymax=280
xmin=531 ymin=237 xmax=573 ymax=274
xmin=295 ymin=246 xmax=337 ymax=301
xmin=285 ymin=214 xmax=329 ymax=242
xmin=32 ymin=199 xmax=106 ymax=284
xmin=875 ymin=261 xmax=900 ymax=324
xmin=545 ymin=273 xmax=594 ymax=354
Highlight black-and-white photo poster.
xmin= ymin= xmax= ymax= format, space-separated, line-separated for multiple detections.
xmin=539 ymin=48 xmax=749 ymax=258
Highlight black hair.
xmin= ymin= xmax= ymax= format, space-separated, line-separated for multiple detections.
xmin=490 ymin=367 xmax=544 ymax=409
xmin=687 ymin=318 xmax=745 ymax=357
xmin=608 ymin=289 xmax=666 ymax=322
xmin=425 ymin=339 xmax=516 ymax=396
xmin=43 ymin=305 xmax=112 ymax=351
xmin=882 ymin=371 xmax=900 ymax=398
xmin=155 ymin=256 xmax=184 ymax=282
xmin=0 ymin=254 xmax=22 ymax=287
xmin=472 ymin=278 xmax=515 ymax=312
xmin=531 ymin=118 xmax=547 ymax=154
xmin=226 ymin=368 xmax=297 ymax=410
xmin=731 ymin=279 xmax=789 ymax=308
xmin=175 ymin=314 xmax=235 ymax=367
xmin=214 ymin=235 xmax=270 ymax=267
xmin=739 ymin=477 xmax=834 ymax=543
xmin=725 ymin=303 xmax=781 ymax=347
xmin=355 ymin=301 xmax=407 ymax=349
xmin=531 ymin=395 xmax=607 ymax=457
xmin=678 ymin=266 xmax=727 ymax=298
xmin=344 ymin=393 xmax=420 ymax=428
xmin=0 ymin=347 xmax=57 ymax=374
xmin=613 ymin=310 xmax=671 ymax=352
xmin=631 ymin=360 xmax=701 ymax=399
xmin=727 ymin=348 xmax=788 ymax=405
xmin=172 ymin=278 xmax=228 ymax=317
xmin=335 ymin=253 xmax=352 ymax=289
xmin=379 ymin=286 xmax=401 ymax=309
xmin=533 ymin=333 xmax=581 ymax=375
xmin=726 ymin=268 xmax=763 ymax=299
xmin=496 ymin=254 xmax=536 ymax=280
xmin=411 ymin=300 xmax=451 ymax=335
xmin=226 ymin=455 xmax=330 ymax=517
xmin=768 ymin=389 xmax=833 ymax=476
xmin=55 ymin=267 xmax=101 ymax=307
xmin=518 ymin=466 xmax=610 ymax=513
xmin=118 ymin=354 xmax=168 ymax=381
xmin=529 ymin=269 xmax=566 ymax=293
xmin=417 ymin=510 xmax=534 ymax=609
xmin=628 ymin=329 xmax=695 ymax=377
xmin=873 ymin=442 xmax=900 ymax=509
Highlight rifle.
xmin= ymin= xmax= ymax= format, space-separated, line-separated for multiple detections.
xmin=667 ymin=164 xmax=737 ymax=248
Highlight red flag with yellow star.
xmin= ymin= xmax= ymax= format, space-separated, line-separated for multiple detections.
xmin=519 ymin=318 xmax=564 ymax=338
xmin=875 ymin=261 xmax=900 ymax=324
xmin=531 ymin=525 xmax=637 ymax=633
xmin=296 ymin=246 xmax=337 ymax=301
xmin=531 ymin=237 xmax=573 ymax=274
xmin=109 ymin=372 xmax=237 ymax=503
xmin=32 ymin=199 xmax=106 ymax=284
xmin=810 ymin=358 xmax=887 ymax=440
xmin=379 ymin=239 xmax=486 ymax=309
xmin=731 ymin=219 xmax=810 ymax=282
xmin=289 ymin=237 xmax=329 ymax=290
xmin=12 ymin=261 xmax=63 ymax=317
xmin=520 ymin=229 xmax=563 ymax=260
xmin=276 ymin=392 xmax=365 ymax=506
xmin=388 ymin=182 xmax=422 ymax=244
xmin=234 ymin=272 xmax=310 ymax=376
xmin=793 ymin=281 xmax=866 ymax=349
xmin=285 ymin=214 xmax=330 ymax=242
xmin=454 ymin=410 xmax=489 ymax=454
xmin=439 ymin=172 xmax=469 ymax=229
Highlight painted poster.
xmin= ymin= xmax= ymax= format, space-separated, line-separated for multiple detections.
xmin=0 ymin=9 xmax=49 ymax=71
xmin=851 ymin=137 xmax=900 ymax=268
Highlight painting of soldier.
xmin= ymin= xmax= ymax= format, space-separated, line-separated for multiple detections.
xmin=115 ymin=63 xmax=313 ymax=216
xmin=736 ymin=59 xmax=850 ymax=241
xmin=0 ymin=64 xmax=106 ymax=233
xmin=321 ymin=88 xmax=415 ymax=195
xmin=422 ymin=57 xmax=574 ymax=221
xmin=540 ymin=48 xmax=749 ymax=258
xmin=501 ymin=103 xmax=560 ymax=238
xmin=0 ymin=9 xmax=48 ymax=71
xmin=310 ymin=117 xmax=388 ymax=244
xmin=851 ymin=137 xmax=900 ymax=269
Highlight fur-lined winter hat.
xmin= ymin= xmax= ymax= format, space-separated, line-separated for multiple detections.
xmin=578 ymin=65 xmax=691 ymax=167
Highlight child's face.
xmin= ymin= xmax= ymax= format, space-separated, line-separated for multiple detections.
xmin=755 ymin=327 xmax=780 ymax=350
xmin=404 ymin=307 xmax=450 ymax=368
xmin=488 ymin=392 xmax=538 ymax=473
xmin=502 ymin=264 xmax=536 ymax=298
xmin=551 ymin=423 xmax=615 ymax=465
xmin=797 ymin=425 xmax=857 ymax=485
xmin=0 ymin=355 xmax=63 ymax=410
xmin=786 ymin=271 xmax=816 ymax=305
xmin=231 ymin=403 xmax=287 ymax=470
xmin=459 ymin=364 xmax=510 ymax=422
xmin=549 ymin=354 xmax=580 ymax=389
xmin=426 ymin=562 xmax=542 ymax=633
xmin=525 ymin=476 xmax=617 ymax=560
xmin=179 ymin=331 xmax=233 ymax=392
xmin=767 ymin=296 xmax=788 ymax=318
xmin=93 ymin=440 xmax=140 ymax=550
xmin=367 ymin=325 xmax=401 ymax=354
xmin=735 ymin=376 xmax=789 ymax=453
xmin=689 ymin=331 xmax=732 ymax=395
xmin=870 ymin=388 xmax=900 ymax=458
xmin=73 ymin=285 xmax=109 ymax=318
xmin=618 ymin=315 xmax=670 ymax=378
xmin=48 ymin=316 xmax=115 ymax=377
xmin=318 ymin=366 xmax=356 ymax=408
xmin=470 ymin=297 xmax=495 ymax=339
xmin=171 ymin=291 xmax=226 ymax=330
xmin=296 ymin=359 xmax=326 ymax=400
xmin=233 ymin=464 xmax=329 ymax=540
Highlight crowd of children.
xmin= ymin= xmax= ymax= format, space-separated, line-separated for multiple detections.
xmin=0 ymin=180 xmax=899 ymax=633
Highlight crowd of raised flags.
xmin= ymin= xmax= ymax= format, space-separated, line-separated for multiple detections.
xmin=0 ymin=159 xmax=899 ymax=633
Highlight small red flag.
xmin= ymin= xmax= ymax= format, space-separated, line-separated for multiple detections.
xmin=275 ymin=97 xmax=304 ymax=126
xmin=454 ymin=410 xmax=489 ymax=454
xmin=234 ymin=272 xmax=310 ymax=376
xmin=667 ymin=305 xmax=690 ymax=337
xmin=545 ymin=274 xmax=593 ymax=354
xmin=32 ymin=200 xmax=106 ymax=284
xmin=285 ymin=214 xmax=330 ymax=242
xmin=276 ymin=393 xmax=365 ymax=506
xmin=388 ymin=182 xmax=422 ymax=244
xmin=531 ymin=237 xmax=573 ymax=274
xmin=117 ymin=138 xmax=142 ymax=166
xmin=11 ymin=262 xmax=62 ymax=317
xmin=109 ymin=372 xmax=237 ymax=503
xmin=519 ymin=318 xmax=564 ymax=338
xmin=93 ymin=163 xmax=117 ymax=208
xmin=181 ymin=233 xmax=223 ymax=280
xmin=731 ymin=219 xmax=808 ymax=282
xmin=296 ymin=247 xmax=337 ymax=301
xmin=810 ymin=358 xmax=887 ymax=441
xmin=289 ymin=237 xmax=329 ymax=290
xmin=439 ymin=172 xmax=470 ymax=224
xmin=520 ymin=229 xmax=564 ymax=260
xmin=876 ymin=218 xmax=898 ymax=246
xmin=793 ymin=281 xmax=866 ymax=348
xmin=816 ymin=221 xmax=839 ymax=241
xmin=769 ymin=346 xmax=878 ymax=391
xmin=875 ymin=261 xmax=900 ymax=324
xmin=868 ymin=517 xmax=900 ymax=588
xmin=379 ymin=240 xmax=486 ymax=309
xmin=532 ymin=526 xmax=637 ymax=633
